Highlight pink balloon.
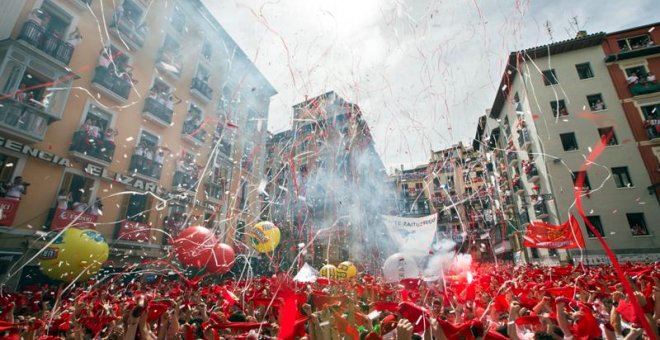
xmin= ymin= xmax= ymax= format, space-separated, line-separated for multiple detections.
xmin=172 ymin=226 xmax=217 ymax=268
xmin=206 ymin=243 xmax=236 ymax=274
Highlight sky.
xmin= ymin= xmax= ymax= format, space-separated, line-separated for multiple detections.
xmin=202 ymin=0 xmax=659 ymax=171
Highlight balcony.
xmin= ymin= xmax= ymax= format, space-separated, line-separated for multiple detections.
xmin=142 ymin=97 xmax=173 ymax=127
xmin=69 ymin=130 xmax=114 ymax=167
xmin=173 ymin=170 xmax=199 ymax=191
xmin=182 ymin=126 xmax=207 ymax=146
xmin=503 ymin=196 xmax=515 ymax=207
xmin=50 ymin=208 xmax=98 ymax=231
xmin=17 ymin=21 xmax=74 ymax=65
xmin=517 ymin=128 xmax=531 ymax=149
xmin=534 ymin=201 xmax=549 ymax=219
xmin=506 ymin=151 xmax=519 ymax=166
xmin=0 ymin=198 xmax=21 ymax=226
xmin=110 ymin=12 xmax=146 ymax=50
xmin=128 ymin=154 xmax=161 ymax=181
xmin=205 ymin=181 xmax=224 ymax=202
xmin=91 ymin=67 xmax=132 ymax=102
xmin=630 ymin=80 xmax=660 ymax=96
xmin=69 ymin=0 xmax=93 ymax=10
xmin=0 ymin=98 xmax=49 ymax=143
xmin=190 ymin=78 xmax=213 ymax=103
xmin=156 ymin=49 xmax=183 ymax=79
xmin=513 ymin=180 xmax=524 ymax=195
xmin=644 ymin=119 xmax=660 ymax=141
xmin=526 ymin=164 xmax=539 ymax=183
xmin=117 ymin=220 xmax=150 ymax=242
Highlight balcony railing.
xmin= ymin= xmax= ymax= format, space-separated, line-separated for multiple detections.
xmin=156 ymin=49 xmax=183 ymax=78
xmin=518 ymin=128 xmax=531 ymax=148
xmin=645 ymin=119 xmax=660 ymax=140
xmin=92 ymin=67 xmax=132 ymax=100
xmin=507 ymin=151 xmax=518 ymax=165
xmin=111 ymin=13 xmax=146 ymax=49
xmin=205 ymin=181 xmax=223 ymax=201
xmin=190 ymin=78 xmax=213 ymax=101
xmin=142 ymin=97 xmax=173 ymax=126
xmin=17 ymin=21 xmax=74 ymax=65
xmin=173 ymin=170 xmax=199 ymax=190
xmin=526 ymin=164 xmax=539 ymax=182
xmin=0 ymin=98 xmax=49 ymax=142
xmin=513 ymin=180 xmax=524 ymax=194
xmin=534 ymin=201 xmax=549 ymax=219
xmin=182 ymin=124 xmax=207 ymax=144
xmin=69 ymin=130 xmax=114 ymax=165
xmin=630 ymin=80 xmax=660 ymax=96
xmin=128 ymin=154 xmax=161 ymax=180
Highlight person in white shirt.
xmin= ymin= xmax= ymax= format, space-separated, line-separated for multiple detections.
xmin=153 ymin=149 xmax=165 ymax=177
xmin=143 ymin=147 xmax=154 ymax=174
xmin=4 ymin=177 xmax=28 ymax=200
xmin=56 ymin=190 xmax=71 ymax=210
xmin=72 ymin=201 xmax=88 ymax=212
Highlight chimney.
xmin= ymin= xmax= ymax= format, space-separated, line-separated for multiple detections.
xmin=576 ymin=30 xmax=587 ymax=38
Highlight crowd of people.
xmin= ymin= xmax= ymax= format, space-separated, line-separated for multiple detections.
xmin=70 ymin=118 xmax=117 ymax=162
xmin=131 ymin=143 xmax=166 ymax=179
xmin=0 ymin=261 xmax=657 ymax=339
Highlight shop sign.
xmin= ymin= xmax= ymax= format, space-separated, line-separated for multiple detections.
xmin=0 ymin=137 xmax=71 ymax=167
xmin=0 ymin=198 xmax=21 ymax=226
xmin=84 ymin=164 xmax=158 ymax=193
xmin=50 ymin=208 xmax=98 ymax=231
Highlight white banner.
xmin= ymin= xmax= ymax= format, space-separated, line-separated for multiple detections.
xmin=382 ymin=214 xmax=438 ymax=255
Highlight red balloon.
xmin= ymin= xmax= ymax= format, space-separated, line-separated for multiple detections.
xmin=172 ymin=226 xmax=217 ymax=268
xmin=206 ymin=243 xmax=235 ymax=274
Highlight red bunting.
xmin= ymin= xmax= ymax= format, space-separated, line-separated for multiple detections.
xmin=523 ymin=216 xmax=585 ymax=249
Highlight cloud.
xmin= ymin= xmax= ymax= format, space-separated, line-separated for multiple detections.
xmin=203 ymin=0 xmax=658 ymax=169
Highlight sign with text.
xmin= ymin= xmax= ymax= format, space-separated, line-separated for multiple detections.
xmin=118 ymin=221 xmax=151 ymax=242
xmin=0 ymin=198 xmax=20 ymax=226
xmin=50 ymin=209 xmax=98 ymax=231
xmin=382 ymin=214 xmax=438 ymax=255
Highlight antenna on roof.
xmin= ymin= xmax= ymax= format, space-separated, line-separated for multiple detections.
xmin=545 ymin=21 xmax=554 ymax=42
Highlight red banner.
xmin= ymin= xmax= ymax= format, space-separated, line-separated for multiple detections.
xmin=523 ymin=216 xmax=585 ymax=249
xmin=118 ymin=221 xmax=151 ymax=242
xmin=0 ymin=198 xmax=20 ymax=226
xmin=50 ymin=209 xmax=98 ymax=231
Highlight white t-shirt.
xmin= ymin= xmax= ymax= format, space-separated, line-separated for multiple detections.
xmin=57 ymin=195 xmax=69 ymax=209
xmin=5 ymin=184 xmax=25 ymax=199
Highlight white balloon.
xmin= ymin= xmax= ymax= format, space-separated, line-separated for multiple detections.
xmin=382 ymin=253 xmax=419 ymax=282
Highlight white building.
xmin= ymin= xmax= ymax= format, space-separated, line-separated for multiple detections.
xmin=488 ymin=32 xmax=660 ymax=264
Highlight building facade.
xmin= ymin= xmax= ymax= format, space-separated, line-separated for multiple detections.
xmin=264 ymin=92 xmax=389 ymax=269
xmin=0 ymin=0 xmax=275 ymax=288
xmin=487 ymin=28 xmax=660 ymax=265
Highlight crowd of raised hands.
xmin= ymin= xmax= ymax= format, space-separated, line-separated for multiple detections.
xmin=0 ymin=261 xmax=658 ymax=339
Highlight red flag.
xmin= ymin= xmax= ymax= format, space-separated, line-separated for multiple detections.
xmin=523 ymin=216 xmax=585 ymax=249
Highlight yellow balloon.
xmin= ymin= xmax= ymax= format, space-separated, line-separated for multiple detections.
xmin=319 ymin=264 xmax=337 ymax=279
xmin=38 ymin=228 xmax=109 ymax=282
xmin=249 ymin=221 xmax=281 ymax=253
xmin=335 ymin=261 xmax=357 ymax=280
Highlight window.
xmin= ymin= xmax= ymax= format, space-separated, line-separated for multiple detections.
xmin=585 ymin=216 xmax=605 ymax=238
xmin=597 ymin=127 xmax=618 ymax=146
xmin=617 ymin=35 xmax=653 ymax=51
xmin=530 ymin=247 xmax=540 ymax=259
xmin=560 ymin=132 xmax=579 ymax=151
xmin=513 ymin=92 xmax=523 ymax=112
xmin=158 ymin=35 xmax=183 ymax=77
xmin=612 ymin=167 xmax=633 ymax=188
xmin=548 ymin=248 xmax=558 ymax=257
xmin=587 ymin=94 xmax=606 ymax=111
xmin=169 ymin=6 xmax=186 ymax=33
xmin=57 ymin=172 xmax=95 ymax=209
xmin=0 ymin=154 xmax=20 ymax=186
xmin=124 ymin=194 xmax=150 ymax=223
xmin=575 ymin=63 xmax=594 ymax=79
xmin=626 ymin=213 xmax=649 ymax=236
xmin=571 ymin=171 xmax=591 ymax=191
xmin=551 ymin=100 xmax=568 ymax=117
xmin=542 ymin=69 xmax=558 ymax=85
xmin=202 ymin=41 xmax=212 ymax=60
xmin=641 ymin=104 xmax=659 ymax=120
